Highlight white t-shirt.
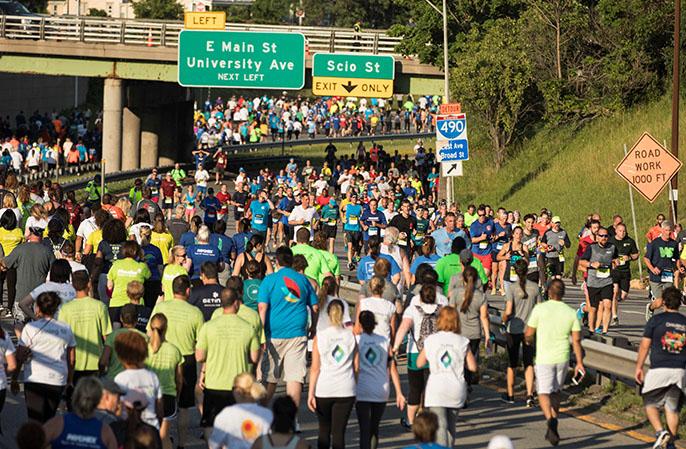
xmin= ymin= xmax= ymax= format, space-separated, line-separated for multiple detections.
xmin=76 ymin=216 xmax=98 ymax=242
xmin=356 ymin=332 xmax=390 ymax=403
xmin=115 ymin=368 xmax=162 ymax=428
xmin=423 ymin=331 xmax=469 ymax=409
xmin=359 ymin=296 xmax=396 ymax=341
xmin=10 ymin=151 xmax=23 ymax=171
xmin=31 ymin=281 xmax=76 ymax=306
xmin=402 ymin=294 xmax=448 ymax=355
xmin=19 ymin=318 xmax=75 ymax=386
xmin=316 ymin=296 xmax=352 ymax=333
xmin=315 ymin=326 xmax=356 ymax=398
xmin=195 ymin=170 xmax=210 ymax=187
xmin=25 ymin=216 xmax=47 ymax=231
xmin=288 ymin=205 xmax=318 ymax=239
xmin=0 ymin=332 xmax=16 ymax=389
xmin=209 ymin=403 xmax=273 ymax=449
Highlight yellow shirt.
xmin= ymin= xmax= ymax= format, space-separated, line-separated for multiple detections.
xmin=0 ymin=228 xmax=23 ymax=256
xmin=86 ymin=229 xmax=103 ymax=253
xmin=151 ymin=231 xmax=174 ymax=264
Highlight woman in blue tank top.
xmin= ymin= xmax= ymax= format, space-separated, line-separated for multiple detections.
xmin=43 ymin=376 xmax=118 ymax=449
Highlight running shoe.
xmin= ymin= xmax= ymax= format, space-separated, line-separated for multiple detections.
xmin=526 ymin=395 xmax=535 ymax=408
xmin=544 ymin=417 xmax=560 ymax=446
xmin=646 ymin=303 xmax=654 ymax=322
xmin=666 ymin=441 xmax=676 ymax=449
xmin=400 ymin=417 xmax=412 ymax=431
xmin=611 ymin=316 xmax=619 ymax=326
xmin=347 ymin=262 xmax=354 ymax=270
xmin=500 ymin=394 xmax=515 ymax=404
xmin=594 ymin=327 xmax=602 ymax=335
xmin=653 ymin=430 xmax=671 ymax=449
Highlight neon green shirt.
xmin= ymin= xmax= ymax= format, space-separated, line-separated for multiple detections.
xmin=148 ymin=298 xmax=204 ymax=356
xmin=436 ymin=254 xmax=488 ymax=295
xmin=527 ymin=300 xmax=581 ymax=365
xmin=464 ymin=212 xmax=479 ymax=227
xmin=59 ymin=296 xmax=112 ymax=371
xmin=107 ymin=258 xmax=151 ymax=308
xmin=161 ymin=264 xmax=188 ymax=300
xmin=146 ymin=341 xmax=184 ymax=396
xmin=197 ymin=313 xmax=258 ymax=391
xmin=104 ymin=328 xmax=147 ymax=379
xmin=319 ymin=249 xmax=340 ymax=284
xmin=292 ymin=243 xmax=328 ymax=285
xmin=211 ymin=305 xmax=265 ymax=345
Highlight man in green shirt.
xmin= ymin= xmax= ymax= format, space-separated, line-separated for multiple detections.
xmin=171 ymin=163 xmax=187 ymax=187
xmin=196 ymin=287 xmax=259 ymax=438
xmin=59 ymin=271 xmax=112 ymax=393
xmin=291 ymin=227 xmax=331 ymax=286
xmin=435 ymin=239 xmax=488 ymax=295
xmin=464 ymin=204 xmax=478 ymax=227
xmin=525 ymin=279 xmax=584 ymax=446
xmin=149 ymin=275 xmax=204 ymax=447
xmin=99 ymin=304 xmax=145 ymax=380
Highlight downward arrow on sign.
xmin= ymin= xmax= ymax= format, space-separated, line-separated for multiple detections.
xmin=342 ymin=81 xmax=357 ymax=93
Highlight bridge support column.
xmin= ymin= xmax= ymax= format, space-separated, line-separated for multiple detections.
xmin=121 ymin=107 xmax=141 ymax=170
xmin=140 ymin=109 xmax=160 ymax=168
xmin=158 ymin=105 xmax=177 ymax=166
xmin=102 ymin=78 xmax=123 ymax=172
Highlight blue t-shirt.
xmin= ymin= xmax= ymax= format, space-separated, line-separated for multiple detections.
xmin=410 ymin=254 xmax=441 ymax=274
xmin=201 ymin=196 xmax=222 ymax=225
xmin=431 ymin=228 xmax=460 ymax=257
xmin=344 ymin=204 xmax=363 ymax=232
xmin=179 ymin=231 xmax=196 ymax=249
xmin=493 ymin=221 xmax=512 ymax=254
xmin=470 ymin=219 xmax=495 ymax=255
xmin=232 ymin=232 xmax=252 ymax=255
xmin=360 ymin=209 xmax=387 ymax=241
xmin=257 ymin=267 xmax=318 ymax=338
xmin=250 ymin=200 xmax=271 ymax=232
xmin=142 ymin=244 xmax=163 ymax=281
xmin=187 ymin=243 xmax=223 ymax=279
xmin=210 ymin=233 xmax=234 ymax=262
xmin=356 ymin=254 xmax=401 ymax=282
xmin=277 ymin=197 xmax=295 ymax=224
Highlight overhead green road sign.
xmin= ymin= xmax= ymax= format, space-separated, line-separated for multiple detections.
xmin=178 ymin=30 xmax=305 ymax=89
xmin=312 ymin=53 xmax=395 ymax=79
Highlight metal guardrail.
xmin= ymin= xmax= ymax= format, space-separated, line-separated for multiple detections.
xmin=0 ymin=15 xmax=403 ymax=55
xmin=17 ymin=161 xmax=102 ymax=185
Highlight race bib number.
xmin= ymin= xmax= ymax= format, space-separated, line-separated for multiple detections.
xmin=368 ymin=227 xmax=378 ymax=236
xmin=528 ymin=256 xmax=538 ymax=270
xmin=398 ymin=232 xmax=408 ymax=246
xmin=496 ymin=242 xmax=504 ymax=250
xmin=509 ymin=266 xmax=518 ymax=282
xmin=254 ymin=214 xmax=264 ymax=225
xmin=327 ymin=220 xmax=337 ymax=227
xmin=349 ymin=216 xmax=359 ymax=225
xmin=415 ymin=232 xmax=425 ymax=239
xmin=479 ymin=241 xmax=488 ymax=250
xmin=237 ymin=206 xmax=244 ymax=212
xmin=596 ymin=267 xmax=610 ymax=279
xmin=662 ymin=270 xmax=674 ymax=283
xmin=164 ymin=198 xmax=172 ymax=204
xmin=618 ymin=257 xmax=626 ymax=266
xmin=559 ymin=254 xmax=565 ymax=263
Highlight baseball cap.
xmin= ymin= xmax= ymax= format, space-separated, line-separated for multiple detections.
xmin=488 ymin=436 xmax=515 ymax=449
xmin=100 ymin=377 xmax=125 ymax=396
xmin=551 ymin=216 xmax=561 ymax=224
xmin=329 ymin=199 xmax=336 ymax=206
xmin=239 ymin=167 xmax=246 ymax=173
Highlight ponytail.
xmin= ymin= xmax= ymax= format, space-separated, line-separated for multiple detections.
xmin=461 ymin=266 xmax=478 ymax=313
xmin=422 ymin=236 xmax=435 ymax=258
xmin=514 ymin=259 xmax=529 ymax=300
xmin=149 ymin=313 xmax=168 ymax=354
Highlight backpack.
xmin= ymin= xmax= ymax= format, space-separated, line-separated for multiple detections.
xmin=413 ymin=304 xmax=440 ymax=351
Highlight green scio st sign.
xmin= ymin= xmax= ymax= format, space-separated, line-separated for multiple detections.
xmin=312 ymin=53 xmax=395 ymax=80
xmin=178 ymin=30 xmax=305 ymax=89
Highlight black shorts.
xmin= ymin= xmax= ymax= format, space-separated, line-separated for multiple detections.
xmin=546 ymin=257 xmax=564 ymax=276
xmin=612 ymin=270 xmax=631 ymax=293
xmin=179 ymin=355 xmax=197 ymax=408
xmin=345 ymin=231 xmax=362 ymax=247
xmin=323 ymin=224 xmax=338 ymax=239
xmin=506 ymin=333 xmax=535 ymax=369
xmin=407 ymin=368 xmax=428 ymax=406
xmin=201 ymin=388 xmax=235 ymax=427
xmin=162 ymin=394 xmax=177 ymax=419
xmin=161 ymin=199 xmax=174 ymax=210
xmin=588 ymin=284 xmax=613 ymax=308
xmin=234 ymin=210 xmax=244 ymax=221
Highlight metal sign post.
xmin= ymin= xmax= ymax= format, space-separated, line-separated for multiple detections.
xmin=623 ymin=144 xmax=643 ymax=280
xmin=100 ymin=159 xmax=106 ymax=205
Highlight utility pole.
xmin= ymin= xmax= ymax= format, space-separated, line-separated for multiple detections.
xmin=442 ymin=0 xmax=452 ymax=206
xmin=671 ymin=0 xmax=680 ymax=223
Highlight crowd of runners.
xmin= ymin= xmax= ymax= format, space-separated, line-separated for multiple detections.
xmin=194 ymin=94 xmax=441 ymax=148
xmin=0 ymin=138 xmax=682 ymax=449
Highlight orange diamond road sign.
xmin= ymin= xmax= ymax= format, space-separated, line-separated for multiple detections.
xmin=616 ymin=132 xmax=683 ymax=203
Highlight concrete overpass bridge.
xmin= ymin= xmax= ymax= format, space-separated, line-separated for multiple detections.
xmin=0 ymin=15 xmax=443 ymax=171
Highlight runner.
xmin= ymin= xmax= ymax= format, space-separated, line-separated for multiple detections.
xmin=525 ymin=280 xmax=585 ymax=446
xmin=469 ymin=206 xmax=495 ymax=280
xmin=542 ymin=217 xmax=571 ymax=282
xmin=645 ymin=220 xmax=679 ymax=320
xmin=344 ymin=194 xmax=363 ymax=270
xmin=609 ymin=223 xmax=639 ymax=325
xmin=579 ymin=227 xmax=619 ymax=335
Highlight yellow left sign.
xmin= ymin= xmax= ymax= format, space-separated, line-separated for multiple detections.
xmin=184 ymin=11 xmax=226 ymax=30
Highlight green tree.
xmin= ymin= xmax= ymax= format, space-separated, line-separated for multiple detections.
xmin=132 ymin=0 xmax=183 ymax=20
xmin=218 ymin=0 xmax=291 ymax=24
xmin=451 ymin=18 xmax=536 ymax=169
xmin=87 ymin=8 xmax=108 ymax=16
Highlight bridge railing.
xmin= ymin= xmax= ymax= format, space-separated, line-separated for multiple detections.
xmin=0 ymin=15 xmax=403 ymax=55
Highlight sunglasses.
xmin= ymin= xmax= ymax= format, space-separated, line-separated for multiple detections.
xmin=597 ymin=234 xmax=609 ymax=238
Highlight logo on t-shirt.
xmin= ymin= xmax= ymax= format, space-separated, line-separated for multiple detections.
xmin=241 ymin=419 xmax=261 ymax=440
xmin=660 ymin=247 xmax=675 ymax=258
xmin=332 ymin=345 xmax=345 ymax=363
xmin=662 ymin=330 xmax=686 ymax=354
xmin=364 ymin=347 xmax=378 ymax=365
xmin=440 ymin=350 xmax=452 ymax=368
xmin=281 ymin=276 xmax=301 ymax=303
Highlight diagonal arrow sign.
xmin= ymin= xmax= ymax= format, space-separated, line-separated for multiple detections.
xmin=447 ymin=163 xmax=457 ymax=174
xmin=342 ymin=81 xmax=358 ymax=93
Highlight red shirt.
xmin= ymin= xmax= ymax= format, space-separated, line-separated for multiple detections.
xmin=533 ymin=222 xmax=550 ymax=237
xmin=646 ymin=225 xmax=662 ymax=242
xmin=316 ymin=195 xmax=331 ymax=208
xmin=161 ymin=179 xmax=176 ymax=198
xmin=216 ymin=191 xmax=231 ymax=214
